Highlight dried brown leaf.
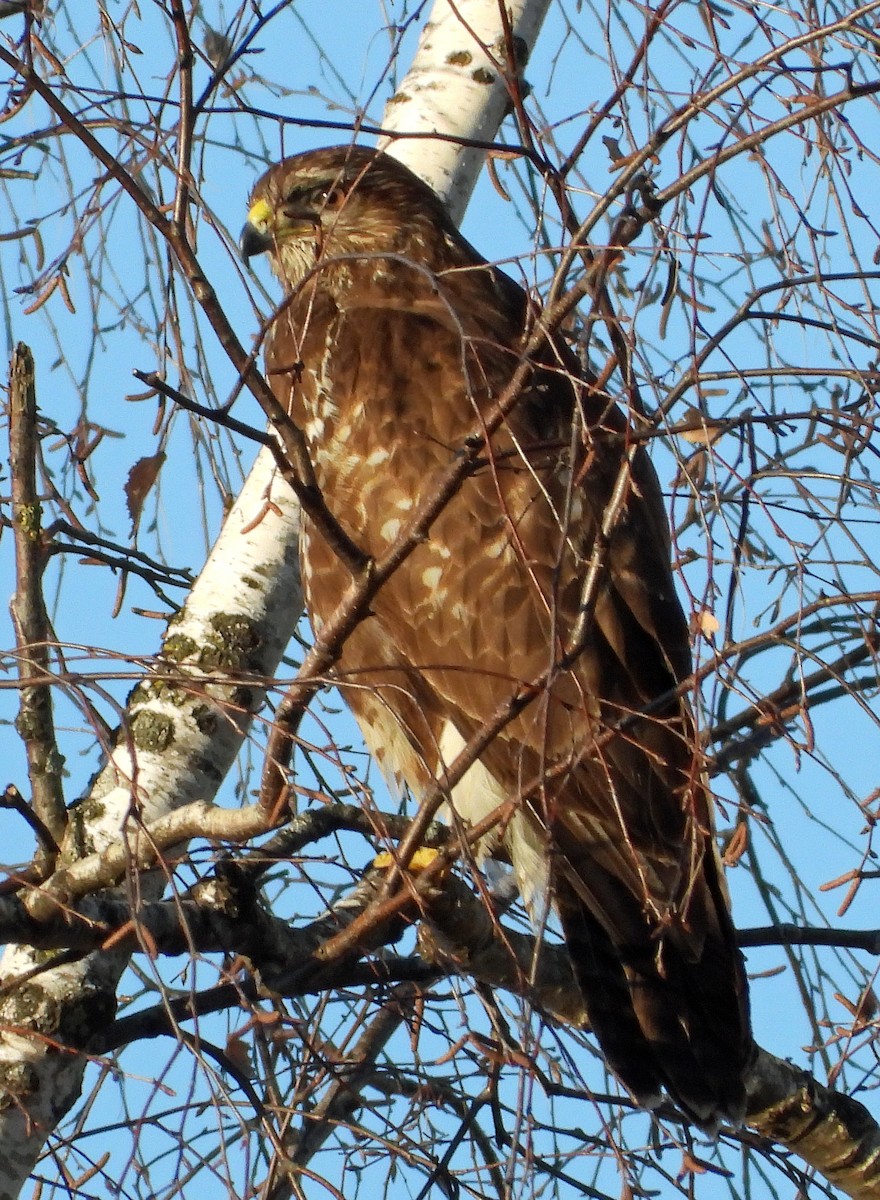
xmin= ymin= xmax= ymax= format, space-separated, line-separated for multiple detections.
xmin=124 ymin=452 xmax=166 ymax=534
xmin=679 ymin=404 xmax=725 ymax=445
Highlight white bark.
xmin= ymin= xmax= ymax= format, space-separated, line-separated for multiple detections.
xmin=69 ymin=449 xmax=302 ymax=855
xmin=379 ymin=0 xmax=552 ymax=222
xmin=0 ymin=1 xmax=553 ymax=1195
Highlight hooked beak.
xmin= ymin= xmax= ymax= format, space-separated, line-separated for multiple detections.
xmin=240 ymin=196 xmax=321 ymax=262
xmin=240 ymin=221 xmax=272 ymax=261
xmin=240 ymin=197 xmax=274 ymax=261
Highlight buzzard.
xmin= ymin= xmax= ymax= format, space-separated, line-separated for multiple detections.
xmin=241 ymin=145 xmax=752 ymax=1123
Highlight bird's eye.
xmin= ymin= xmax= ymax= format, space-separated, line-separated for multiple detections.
xmin=281 ymin=185 xmax=345 ymax=214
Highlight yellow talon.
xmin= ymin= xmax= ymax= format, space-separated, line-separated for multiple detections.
xmin=373 ymin=847 xmax=442 ymax=873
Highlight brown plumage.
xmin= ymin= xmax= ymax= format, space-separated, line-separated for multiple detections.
xmin=241 ymin=144 xmax=753 ymax=1123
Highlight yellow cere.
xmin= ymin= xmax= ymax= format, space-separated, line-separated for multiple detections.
xmin=247 ymin=198 xmax=274 ymax=231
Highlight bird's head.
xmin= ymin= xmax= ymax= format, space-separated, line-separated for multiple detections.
xmin=240 ymin=145 xmax=457 ymax=292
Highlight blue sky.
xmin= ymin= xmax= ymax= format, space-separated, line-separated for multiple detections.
xmin=1 ymin=2 xmax=879 ymax=1196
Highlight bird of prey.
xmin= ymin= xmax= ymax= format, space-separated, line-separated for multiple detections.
xmin=241 ymin=144 xmax=752 ymax=1124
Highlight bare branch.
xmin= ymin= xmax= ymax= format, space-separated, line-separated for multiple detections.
xmin=8 ymin=343 xmax=66 ymax=855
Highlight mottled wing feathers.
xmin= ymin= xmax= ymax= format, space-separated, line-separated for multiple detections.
xmin=248 ymin=145 xmax=752 ymax=1124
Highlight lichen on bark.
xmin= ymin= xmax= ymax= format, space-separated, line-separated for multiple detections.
xmin=130 ymin=709 xmax=174 ymax=753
